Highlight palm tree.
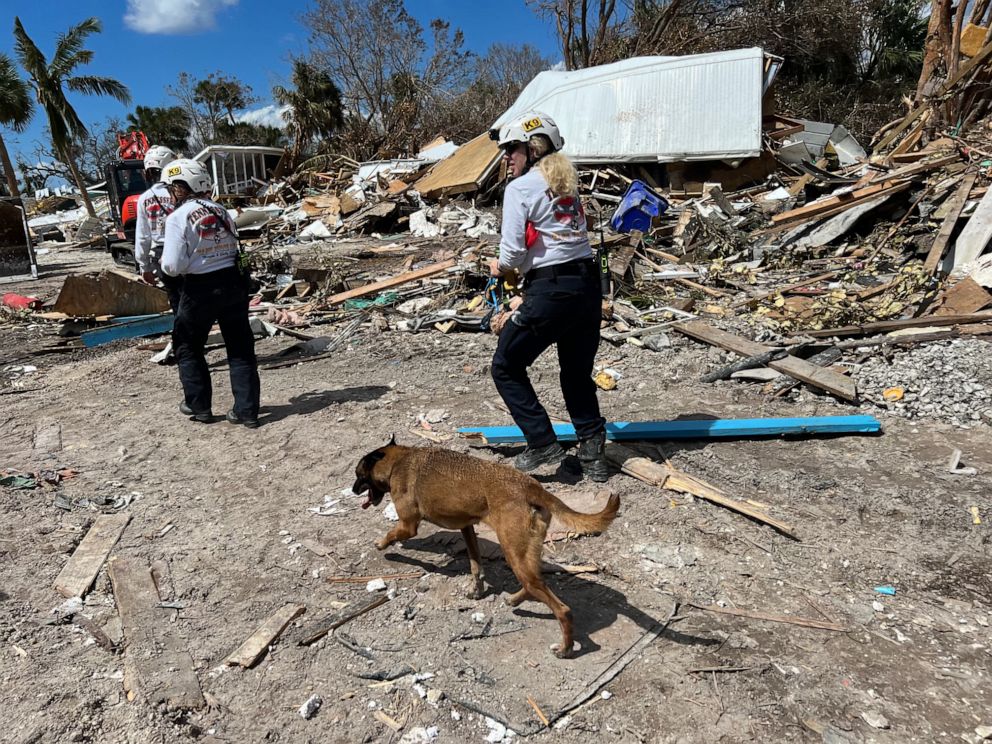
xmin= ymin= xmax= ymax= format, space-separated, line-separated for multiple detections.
xmin=0 ymin=52 xmax=34 ymax=198
xmin=13 ymin=16 xmax=130 ymax=217
xmin=273 ymin=60 xmax=344 ymax=168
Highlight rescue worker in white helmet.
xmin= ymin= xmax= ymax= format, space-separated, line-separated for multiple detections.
xmin=160 ymin=158 xmax=261 ymax=428
xmin=488 ymin=111 xmax=608 ymax=482
xmin=134 ymin=145 xmax=181 ymax=312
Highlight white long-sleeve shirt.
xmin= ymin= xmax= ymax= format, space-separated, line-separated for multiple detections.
xmin=497 ymin=168 xmax=592 ymax=275
xmin=133 ymin=182 xmax=174 ymax=273
xmin=161 ymin=197 xmax=239 ymax=276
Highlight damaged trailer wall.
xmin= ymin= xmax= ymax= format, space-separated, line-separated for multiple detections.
xmin=491 ymin=47 xmax=780 ymax=164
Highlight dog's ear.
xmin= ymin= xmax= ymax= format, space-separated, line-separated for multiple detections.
xmin=364 ymin=450 xmax=387 ymax=466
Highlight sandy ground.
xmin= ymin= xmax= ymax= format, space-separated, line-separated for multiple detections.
xmin=1 ymin=244 xmax=990 ymax=744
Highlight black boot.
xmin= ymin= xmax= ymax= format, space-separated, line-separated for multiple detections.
xmin=577 ymin=432 xmax=609 ymax=482
xmin=514 ymin=441 xmax=566 ymax=472
xmin=179 ymin=401 xmax=212 ymax=423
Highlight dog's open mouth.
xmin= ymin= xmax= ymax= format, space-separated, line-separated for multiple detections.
xmin=352 ymin=478 xmax=382 ymax=510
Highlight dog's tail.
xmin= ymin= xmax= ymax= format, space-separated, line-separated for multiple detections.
xmin=528 ymin=487 xmax=620 ymax=534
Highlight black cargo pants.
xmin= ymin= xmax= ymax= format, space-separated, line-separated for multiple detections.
xmin=491 ymin=260 xmax=606 ymax=448
xmin=172 ymin=266 xmax=260 ymax=418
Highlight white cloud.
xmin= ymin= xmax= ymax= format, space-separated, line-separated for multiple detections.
xmin=237 ymin=104 xmax=290 ymax=130
xmin=123 ymin=0 xmax=239 ymax=35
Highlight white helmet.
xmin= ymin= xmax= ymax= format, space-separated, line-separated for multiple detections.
xmin=144 ymin=145 xmax=177 ymax=171
xmin=163 ymin=158 xmax=212 ymax=194
xmin=495 ymin=111 xmax=564 ymax=152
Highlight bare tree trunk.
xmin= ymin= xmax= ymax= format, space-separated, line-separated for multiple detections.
xmin=62 ymin=145 xmax=96 ymax=218
xmin=917 ymin=0 xmax=951 ymax=101
xmin=0 ymin=132 xmax=22 ymax=199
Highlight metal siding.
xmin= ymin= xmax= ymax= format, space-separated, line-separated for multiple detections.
xmin=492 ymin=48 xmax=768 ymax=163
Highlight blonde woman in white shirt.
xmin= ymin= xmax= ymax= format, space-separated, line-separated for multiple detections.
xmin=488 ymin=111 xmax=607 ymax=482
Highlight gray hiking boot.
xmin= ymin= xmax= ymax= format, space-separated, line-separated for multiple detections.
xmin=577 ymin=432 xmax=609 ymax=482
xmin=514 ymin=441 xmax=566 ymax=472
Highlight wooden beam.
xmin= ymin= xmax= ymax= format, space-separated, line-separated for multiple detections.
xmin=772 ymin=181 xmax=902 ymax=225
xmin=767 ymin=182 xmax=913 ymax=234
xmin=925 ymin=172 xmax=978 ymax=273
xmin=324 ymin=259 xmax=456 ymax=306
xmin=806 ymin=311 xmax=992 ymax=338
xmin=867 ymin=153 xmax=960 ymax=184
xmin=296 ymin=596 xmax=390 ymax=645
xmin=225 ymin=603 xmax=306 ymax=668
xmin=673 ymin=320 xmax=857 ymax=401
xmin=108 ymin=558 xmax=204 ymax=709
xmin=606 ymin=443 xmax=797 ymax=538
xmin=53 ymin=513 xmax=131 ymax=598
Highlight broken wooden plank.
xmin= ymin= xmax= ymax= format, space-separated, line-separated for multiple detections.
xmin=324 ymin=259 xmax=456 ymax=306
xmin=606 ymin=443 xmax=797 ymax=538
xmin=868 ymin=152 xmax=961 ymax=183
xmin=935 ymin=277 xmax=992 ymax=315
xmin=296 ymin=595 xmax=390 ymax=645
xmin=806 ymin=311 xmax=992 ymax=338
xmin=107 ymin=558 xmax=205 ymax=709
xmin=951 ymin=182 xmax=992 ymax=270
xmin=771 ymin=181 xmax=904 ymax=225
xmin=925 ymin=172 xmax=977 ymax=273
xmin=687 ymin=601 xmax=848 ymax=632
xmin=673 ymin=320 xmax=857 ymax=401
xmin=53 ymin=513 xmax=131 ymax=598
xmin=225 ymin=603 xmax=306 ymax=668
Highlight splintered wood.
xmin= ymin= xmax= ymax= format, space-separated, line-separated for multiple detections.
xmin=606 ymin=443 xmax=796 ymax=538
xmin=225 ymin=603 xmax=306 ymax=668
xmin=673 ymin=320 xmax=856 ymax=401
xmin=53 ymin=513 xmax=131 ymax=598
xmin=108 ymin=558 xmax=204 ymax=709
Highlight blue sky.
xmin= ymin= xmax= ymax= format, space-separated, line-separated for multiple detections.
xmin=1 ymin=0 xmax=559 ymax=161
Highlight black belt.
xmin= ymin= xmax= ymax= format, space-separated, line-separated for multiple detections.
xmin=182 ymin=265 xmax=239 ymax=284
xmin=526 ymin=259 xmax=596 ymax=282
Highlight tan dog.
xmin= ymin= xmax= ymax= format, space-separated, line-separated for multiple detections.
xmin=352 ymin=437 xmax=620 ymax=657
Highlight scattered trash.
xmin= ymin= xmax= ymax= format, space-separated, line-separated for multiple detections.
xmin=948 ymin=449 xmax=977 ymax=475
xmin=382 ymin=502 xmax=399 ymax=521
xmin=298 ymin=694 xmax=322 ymax=720
xmin=971 ymin=506 xmax=983 ymax=525
xmin=399 ymin=727 xmax=439 ymax=744
xmin=860 ymin=710 xmax=890 ymax=729
xmin=366 ymin=578 xmax=388 ymax=592
xmin=309 ymin=496 xmax=343 ymax=516
xmin=873 ymin=585 xmax=897 ymax=596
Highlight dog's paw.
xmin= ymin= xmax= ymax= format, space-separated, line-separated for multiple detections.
xmin=551 ymin=640 xmax=581 ymax=658
xmin=375 ymin=539 xmax=390 ymax=551
xmin=466 ymin=581 xmax=485 ymax=600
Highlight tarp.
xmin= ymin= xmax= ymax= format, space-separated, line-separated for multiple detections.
xmin=491 ymin=48 xmax=781 ymax=164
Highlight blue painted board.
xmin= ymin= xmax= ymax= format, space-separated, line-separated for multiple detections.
xmin=458 ymin=415 xmax=882 ymax=443
xmin=81 ymin=313 xmax=174 ymax=347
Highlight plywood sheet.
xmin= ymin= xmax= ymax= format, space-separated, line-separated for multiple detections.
xmin=415 ymin=134 xmax=501 ymax=198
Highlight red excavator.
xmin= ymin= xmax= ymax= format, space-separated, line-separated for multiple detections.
xmin=103 ymin=131 xmax=150 ymax=266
